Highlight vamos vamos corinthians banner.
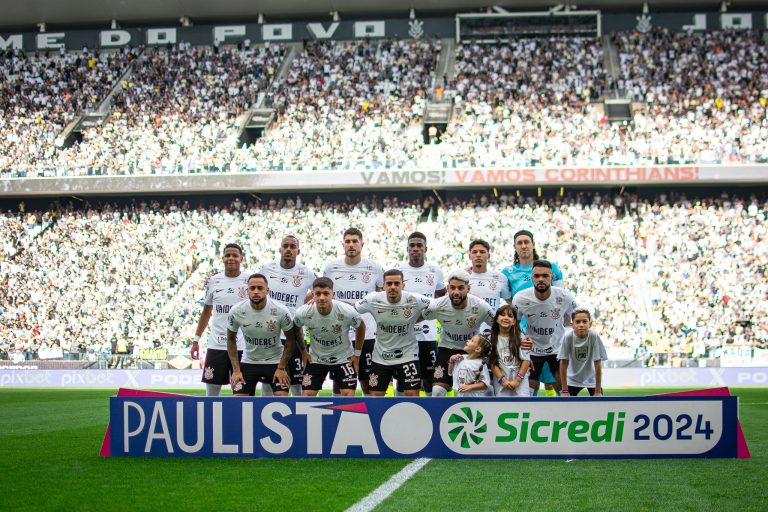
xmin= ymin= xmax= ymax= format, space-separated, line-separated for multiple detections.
xmin=105 ymin=390 xmax=746 ymax=459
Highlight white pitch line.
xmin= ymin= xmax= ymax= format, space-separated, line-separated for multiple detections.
xmin=345 ymin=458 xmax=431 ymax=512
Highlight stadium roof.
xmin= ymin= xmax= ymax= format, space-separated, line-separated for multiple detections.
xmin=2 ymin=0 xmax=766 ymax=30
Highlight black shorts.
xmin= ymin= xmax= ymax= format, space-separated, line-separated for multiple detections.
xmin=358 ymin=339 xmax=376 ymax=381
xmin=236 ymin=362 xmax=289 ymax=396
xmin=418 ymin=340 xmax=438 ymax=376
xmin=201 ymin=348 xmax=242 ymax=385
xmin=433 ymin=347 xmax=466 ymax=386
xmin=568 ymin=386 xmax=597 ymax=397
xmin=302 ymin=361 xmax=357 ymax=391
xmin=397 ymin=340 xmax=437 ymax=391
xmin=282 ymin=338 xmax=307 ymax=385
xmin=529 ymin=354 xmax=559 ymax=381
xmin=368 ymin=360 xmax=421 ymax=392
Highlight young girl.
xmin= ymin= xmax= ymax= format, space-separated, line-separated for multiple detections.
xmin=448 ymin=335 xmax=492 ymax=397
xmin=488 ymin=304 xmax=531 ymax=397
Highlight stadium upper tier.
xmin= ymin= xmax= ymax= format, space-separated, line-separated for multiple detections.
xmin=1 ymin=192 xmax=766 ymax=362
xmin=0 ymin=30 xmax=766 ymax=177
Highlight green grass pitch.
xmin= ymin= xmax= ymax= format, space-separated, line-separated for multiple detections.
xmin=0 ymin=387 xmax=765 ymax=511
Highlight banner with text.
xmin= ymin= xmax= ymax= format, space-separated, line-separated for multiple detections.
xmin=109 ymin=395 xmax=739 ymax=459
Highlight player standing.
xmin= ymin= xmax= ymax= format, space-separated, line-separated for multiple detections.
xmin=228 ymin=273 xmax=307 ymax=396
xmin=399 ymin=231 xmax=446 ymax=394
xmin=501 ymin=230 xmax=565 ymax=396
xmin=467 ymin=239 xmax=511 ymax=335
xmin=259 ymin=235 xmax=317 ymax=396
xmin=512 ymin=260 xmax=577 ymax=396
xmin=190 ymin=243 xmax=249 ymax=397
xmin=322 ymin=228 xmax=384 ymax=396
xmin=354 ymin=269 xmax=432 ymax=397
xmin=422 ymin=270 xmax=495 ymax=397
xmin=293 ymin=277 xmax=366 ymax=396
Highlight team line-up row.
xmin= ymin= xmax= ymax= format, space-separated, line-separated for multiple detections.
xmin=190 ymin=229 xmax=606 ymax=399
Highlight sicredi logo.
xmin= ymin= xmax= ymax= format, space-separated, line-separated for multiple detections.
xmin=439 ymin=401 xmax=723 ymax=456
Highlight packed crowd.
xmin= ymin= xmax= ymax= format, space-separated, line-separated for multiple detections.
xmin=639 ymin=194 xmax=768 ymax=356
xmin=3 ymin=192 xmax=764 ymax=364
xmin=52 ymin=43 xmax=286 ymax=174
xmin=0 ymin=201 xmax=239 ymax=362
xmin=439 ymin=37 xmax=608 ymax=168
xmin=231 ymin=38 xmax=439 ymax=171
xmin=0 ymin=47 xmax=137 ymax=174
xmin=1 ymin=31 xmax=767 ymax=176
xmin=613 ymin=29 xmax=768 ymax=164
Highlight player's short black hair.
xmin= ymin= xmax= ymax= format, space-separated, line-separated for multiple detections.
xmin=383 ymin=269 xmax=404 ymax=280
xmin=572 ymin=307 xmax=592 ymax=321
xmin=532 ymin=259 xmax=553 ymax=270
xmin=312 ymin=276 xmax=334 ymax=290
xmin=223 ymin=243 xmax=244 ymax=255
xmin=407 ymin=231 xmax=427 ymax=243
xmin=247 ymin=273 xmax=268 ymax=285
xmin=343 ymin=227 xmax=363 ymax=240
xmin=469 ymin=239 xmax=490 ymax=252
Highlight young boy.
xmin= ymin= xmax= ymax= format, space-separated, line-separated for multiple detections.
xmin=557 ymin=308 xmax=603 ymax=397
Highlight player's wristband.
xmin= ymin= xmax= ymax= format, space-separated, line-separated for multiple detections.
xmin=192 ymin=334 xmax=200 ymax=343
xmin=498 ymin=376 xmax=507 ymax=385
xmin=277 ymin=367 xmax=286 ymax=371
xmin=353 ymin=349 xmax=362 ymax=357
xmin=516 ymin=372 xmax=524 ymax=380
xmin=560 ymin=390 xmax=570 ymax=395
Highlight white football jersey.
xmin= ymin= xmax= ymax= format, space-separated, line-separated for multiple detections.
xmin=293 ymin=301 xmax=363 ymax=365
xmin=423 ymin=294 xmax=494 ymax=350
xmin=203 ymin=271 xmax=250 ymax=350
xmin=227 ymin=298 xmax=293 ymax=364
xmin=355 ymin=291 xmax=431 ymax=366
xmin=322 ymin=258 xmax=384 ymax=340
xmin=259 ymin=261 xmax=317 ymax=340
xmin=512 ymin=286 xmax=577 ymax=356
xmin=469 ymin=269 xmax=512 ymax=335
xmin=400 ymin=261 xmax=445 ymax=342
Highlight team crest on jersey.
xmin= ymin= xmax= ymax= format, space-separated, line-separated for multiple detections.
xmin=426 ymin=274 xmax=435 ymax=286
xmin=369 ymin=373 xmax=379 ymax=387
xmin=302 ymin=374 xmax=312 ymax=387
xmin=361 ymin=272 xmax=372 ymax=283
xmin=403 ymin=306 xmax=414 ymax=319
xmin=203 ymin=366 xmax=214 ymax=380
xmin=292 ymin=275 xmax=303 ymax=288
xmin=550 ymin=308 xmax=561 ymax=320
xmin=238 ymin=287 xmax=247 ymax=299
xmin=266 ymin=320 xmax=277 ymax=332
xmin=434 ymin=366 xmax=444 ymax=379
xmin=332 ymin=324 xmax=342 ymax=334
xmin=489 ymin=280 xmax=498 ymax=291
xmin=467 ymin=316 xmax=477 ymax=329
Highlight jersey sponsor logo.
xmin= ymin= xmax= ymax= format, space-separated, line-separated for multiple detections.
xmin=348 ymin=275 xmax=358 ymax=281
xmin=381 ymin=349 xmax=404 ymax=361
xmin=215 ymin=304 xmax=233 ymax=314
xmin=550 ymin=308 xmax=561 ymax=320
xmin=336 ymin=312 xmax=346 ymax=321
xmin=471 ymin=305 xmax=479 ymax=314
xmin=270 ymin=309 xmax=279 ymax=316
xmin=556 ymin=296 xmax=564 ymax=305
xmin=292 ymin=276 xmax=303 ymax=288
xmin=334 ymin=276 xmax=345 ymax=280
xmin=361 ymin=272 xmax=372 ymax=284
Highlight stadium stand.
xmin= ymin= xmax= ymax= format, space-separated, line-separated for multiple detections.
xmin=2 ymin=192 xmax=766 ymax=366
